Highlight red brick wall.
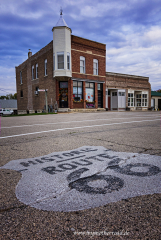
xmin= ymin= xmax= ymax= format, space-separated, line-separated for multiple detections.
xmin=16 ymin=41 xmax=56 ymax=112
xmin=16 ymin=35 xmax=107 ymax=112
xmin=71 ymin=35 xmax=106 ymax=81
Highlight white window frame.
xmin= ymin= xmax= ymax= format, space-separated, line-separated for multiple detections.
xmin=36 ymin=63 xmax=38 ymax=79
xmin=20 ymin=71 xmax=22 ymax=84
xmin=136 ymin=94 xmax=141 ymax=107
xmin=67 ymin=52 xmax=70 ymax=70
xmin=142 ymin=94 xmax=148 ymax=107
xmin=32 ymin=65 xmax=34 ymax=80
xmin=57 ymin=52 xmax=64 ymax=69
xmin=93 ymin=59 xmax=98 ymax=75
xmin=128 ymin=93 xmax=134 ymax=107
xmin=80 ymin=56 xmax=85 ymax=74
xmin=53 ymin=54 xmax=55 ymax=71
xmin=44 ymin=59 xmax=47 ymax=76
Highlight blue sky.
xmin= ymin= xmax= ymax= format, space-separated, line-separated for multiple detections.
xmin=0 ymin=0 xmax=161 ymax=95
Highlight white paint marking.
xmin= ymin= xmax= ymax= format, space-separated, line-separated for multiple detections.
xmin=0 ymin=118 xmax=160 ymax=139
xmin=1 ymin=114 xmax=160 ymax=129
xmin=1 ymin=146 xmax=161 ymax=212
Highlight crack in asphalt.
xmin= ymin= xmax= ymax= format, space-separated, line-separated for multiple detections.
xmin=0 ymin=204 xmax=27 ymax=213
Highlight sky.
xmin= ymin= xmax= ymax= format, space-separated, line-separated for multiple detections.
xmin=0 ymin=0 xmax=161 ymax=95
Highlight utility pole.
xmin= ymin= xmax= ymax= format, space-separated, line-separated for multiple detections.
xmin=45 ymin=89 xmax=48 ymax=113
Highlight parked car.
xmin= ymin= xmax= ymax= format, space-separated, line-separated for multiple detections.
xmin=0 ymin=109 xmax=14 ymax=116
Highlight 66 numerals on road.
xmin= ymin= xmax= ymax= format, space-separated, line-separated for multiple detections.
xmin=67 ymin=158 xmax=161 ymax=195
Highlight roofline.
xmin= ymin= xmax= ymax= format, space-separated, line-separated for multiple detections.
xmin=52 ymin=25 xmax=72 ymax=33
xmin=72 ymin=34 xmax=106 ymax=46
xmin=106 ymin=72 xmax=149 ymax=80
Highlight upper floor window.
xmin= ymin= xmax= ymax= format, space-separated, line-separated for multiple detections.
xmin=44 ymin=59 xmax=47 ymax=76
xmin=20 ymin=71 xmax=22 ymax=84
xmin=80 ymin=56 xmax=85 ymax=74
xmin=32 ymin=65 xmax=34 ymax=80
xmin=20 ymin=90 xmax=23 ymax=98
xmin=67 ymin=52 xmax=70 ymax=70
xmin=57 ymin=52 xmax=64 ymax=69
xmin=53 ymin=54 xmax=55 ymax=71
xmin=93 ymin=59 xmax=98 ymax=75
xmin=36 ymin=63 xmax=38 ymax=79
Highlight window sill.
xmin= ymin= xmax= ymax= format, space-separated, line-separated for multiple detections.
xmin=20 ymin=83 xmax=23 ymax=85
xmin=44 ymin=75 xmax=48 ymax=77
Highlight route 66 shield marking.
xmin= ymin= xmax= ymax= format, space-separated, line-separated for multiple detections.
xmin=1 ymin=146 xmax=161 ymax=212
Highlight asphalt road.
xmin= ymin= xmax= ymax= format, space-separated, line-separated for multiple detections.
xmin=0 ymin=111 xmax=161 ymax=239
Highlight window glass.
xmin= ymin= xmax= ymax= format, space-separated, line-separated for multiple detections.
xmin=20 ymin=90 xmax=23 ymax=98
xmin=112 ymin=92 xmax=117 ymax=96
xmin=128 ymin=93 xmax=134 ymax=107
xmin=53 ymin=54 xmax=55 ymax=71
xmin=60 ymin=82 xmax=68 ymax=88
xmin=73 ymin=81 xmax=83 ymax=101
xmin=20 ymin=71 xmax=22 ymax=84
xmin=36 ymin=63 xmax=38 ymax=79
xmin=57 ymin=53 xmax=64 ymax=69
xmin=78 ymin=87 xmax=82 ymax=94
xmin=93 ymin=59 xmax=98 ymax=75
xmin=73 ymin=87 xmax=77 ymax=94
xmin=67 ymin=53 xmax=70 ymax=70
xmin=44 ymin=59 xmax=47 ymax=76
xmin=90 ymin=83 xmax=94 ymax=88
xmin=80 ymin=56 xmax=85 ymax=73
xmin=142 ymin=94 xmax=148 ymax=107
xmin=85 ymin=82 xmax=94 ymax=102
xmin=73 ymin=81 xmax=77 ymax=87
xmin=85 ymin=82 xmax=90 ymax=88
xmin=32 ymin=65 xmax=34 ymax=80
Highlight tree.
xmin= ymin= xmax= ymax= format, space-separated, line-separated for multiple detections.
xmin=0 ymin=93 xmax=17 ymax=99
xmin=156 ymin=89 xmax=161 ymax=93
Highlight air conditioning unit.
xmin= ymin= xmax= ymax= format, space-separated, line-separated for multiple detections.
xmin=34 ymin=91 xmax=38 ymax=95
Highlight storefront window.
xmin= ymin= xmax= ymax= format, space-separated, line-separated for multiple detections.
xmin=85 ymin=82 xmax=95 ymax=108
xmin=128 ymin=93 xmax=134 ymax=107
xmin=136 ymin=94 xmax=141 ymax=107
xmin=85 ymin=82 xmax=94 ymax=102
xmin=142 ymin=94 xmax=147 ymax=107
xmin=73 ymin=81 xmax=83 ymax=102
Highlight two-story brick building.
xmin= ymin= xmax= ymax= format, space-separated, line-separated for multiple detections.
xmin=16 ymin=12 xmax=106 ymax=114
xmin=16 ymin=12 xmax=151 ymax=113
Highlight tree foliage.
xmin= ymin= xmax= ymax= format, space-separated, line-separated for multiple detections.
xmin=0 ymin=93 xmax=17 ymax=99
xmin=156 ymin=89 xmax=161 ymax=93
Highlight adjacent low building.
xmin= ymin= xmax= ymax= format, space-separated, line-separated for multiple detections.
xmin=106 ymin=72 xmax=151 ymax=111
xmin=151 ymin=91 xmax=161 ymax=110
xmin=15 ymin=12 xmax=151 ymax=113
xmin=0 ymin=99 xmax=17 ymax=111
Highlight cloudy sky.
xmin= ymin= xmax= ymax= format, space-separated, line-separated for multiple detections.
xmin=0 ymin=0 xmax=161 ymax=95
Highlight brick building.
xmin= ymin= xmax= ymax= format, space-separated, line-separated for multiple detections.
xmin=16 ymin=12 xmax=151 ymax=113
xmin=16 ymin=12 xmax=106 ymax=114
xmin=106 ymin=72 xmax=151 ymax=111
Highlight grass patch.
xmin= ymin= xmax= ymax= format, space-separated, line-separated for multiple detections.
xmin=2 ymin=112 xmax=57 ymax=117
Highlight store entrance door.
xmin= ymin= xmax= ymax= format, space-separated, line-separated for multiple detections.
xmin=158 ymin=99 xmax=161 ymax=110
xmin=59 ymin=82 xmax=68 ymax=108
xmin=97 ymin=83 xmax=103 ymax=108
